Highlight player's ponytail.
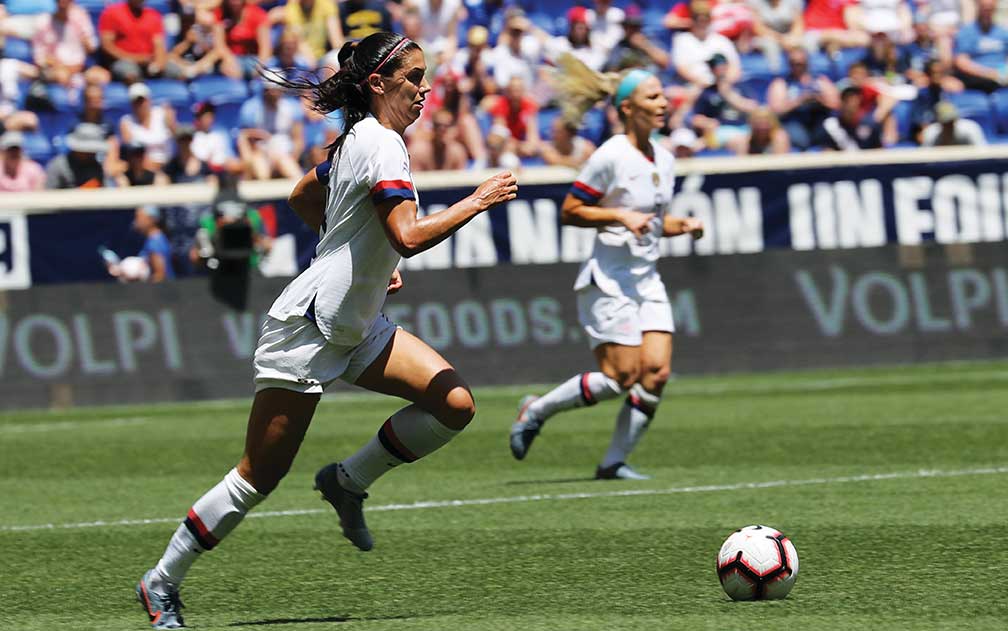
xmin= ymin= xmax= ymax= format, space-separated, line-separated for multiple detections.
xmin=263 ymin=32 xmax=421 ymax=158
xmin=552 ymin=54 xmax=655 ymax=127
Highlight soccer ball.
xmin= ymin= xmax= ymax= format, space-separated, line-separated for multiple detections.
xmin=716 ymin=525 xmax=799 ymax=601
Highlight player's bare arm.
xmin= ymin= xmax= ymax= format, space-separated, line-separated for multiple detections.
xmin=561 ymin=194 xmax=655 ymax=238
xmin=287 ymin=167 xmax=326 ymax=233
xmin=376 ymin=171 xmax=517 ymax=257
xmin=663 ymin=215 xmax=705 ymax=239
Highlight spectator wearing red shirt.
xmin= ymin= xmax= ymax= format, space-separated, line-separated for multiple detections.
xmin=98 ymin=0 xmax=182 ymax=82
xmin=802 ymin=0 xmax=869 ymax=51
xmin=488 ymin=76 xmax=541 ymax=157
xmin=217 ymin=0 xmax=273 ymax=79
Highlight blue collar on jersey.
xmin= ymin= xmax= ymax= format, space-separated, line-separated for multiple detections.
xmin=613 ymin=69 xmax=655 ymax=108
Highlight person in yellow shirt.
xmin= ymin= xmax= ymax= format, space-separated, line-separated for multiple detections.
xmin=271 ymin=0 xmax=344 ymax=62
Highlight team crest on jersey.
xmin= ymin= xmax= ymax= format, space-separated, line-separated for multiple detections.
xmin=652 ymin=172 xmax=660 ymax=186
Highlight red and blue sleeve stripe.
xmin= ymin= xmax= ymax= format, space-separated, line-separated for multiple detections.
xmin=569 ymin=180 xmax=604 ymax=204
xmin=370 ymin=179 xmax=415 ymax=203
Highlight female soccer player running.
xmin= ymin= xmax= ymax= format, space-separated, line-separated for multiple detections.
xmin=509 ymin=56 xmax=702 ymax=480
xmin=136 ymin=33 xmax=517 ymax=629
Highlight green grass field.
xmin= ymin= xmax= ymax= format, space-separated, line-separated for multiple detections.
xmin=2 ymin=361 xmax=1007 ymax=631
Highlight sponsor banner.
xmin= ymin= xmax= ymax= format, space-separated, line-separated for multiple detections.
xmin=0 ymin=212 xmax=31 ymax=290
xmin=1 ymin=242 xmax=1006 ymax=410
xmin=22 ymin=156 xmax=1008 ymax=285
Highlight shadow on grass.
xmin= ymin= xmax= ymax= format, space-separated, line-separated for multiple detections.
xmin=502 ymin=477 xmax=595 ymax=486
xmin=228 ymin=614 xmax=419 ymax=626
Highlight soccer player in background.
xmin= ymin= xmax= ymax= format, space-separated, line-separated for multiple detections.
xmin=136 ymin=32 xmax=517 ymax=629
xmin=509 ymin=54 xmax=703 ymax=480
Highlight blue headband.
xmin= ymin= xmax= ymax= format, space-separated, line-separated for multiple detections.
xmin=613 ymin=69 xmax=655 ymax=108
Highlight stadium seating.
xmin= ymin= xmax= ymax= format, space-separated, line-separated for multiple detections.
xmin=947 ymin=90 xmax=996 ymax=138
xmin=3 ymin=38 xmax=33 ymax=63
xmin=190 ymin=77 xmax=250 ymax=106
xmin=148 ymin=80 xmax=193 ymax=108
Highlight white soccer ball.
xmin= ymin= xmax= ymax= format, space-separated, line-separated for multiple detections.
xmin=716 ymin=525 xmax=799 ymax=601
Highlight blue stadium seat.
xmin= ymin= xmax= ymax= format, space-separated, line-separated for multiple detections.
xmin=832 ymin=48 xmax=864 ymax=79
xmin=947 ymin=90 xmax=995 ymax=137
xmin=45 ymin=84 xmax=73 ymax=111
xmin=190 ymin=76 xmax=250 ymax=105
xmin=37 ymin=111 xmax=74 ymax=139
xmin=538 ymin=107 xmax=562 ymax=141
xmin=808 ymin=52 xmax=834 ymax=78
xmin=739 ymin=53 xmax=782 ymax=80
xmin=147 ymin=79 xmax=191 ymax=107
xmin=990 ymin=88 xmax=1008 ymax=134
xmin=104 ymin=82 xmax=130 ymax=109
xmin=579 ymin=107 xmax=607 ymax=145
xmin=5 ymin=0 xmax=54 ymax=15
xmin=212 ymin=102 xmax=243 ymax=133
xmin=891 ymin=100 xmax=914 ymax=141
xmin=22 ymin=132 xmax=53 ymax=163
xmin=529 ymin=12 xmax=561 ymax=36
xmin=4 ymin=38 xmax=33 ymax=62
xmin=738 ymin=76 xmax=771 ymax=102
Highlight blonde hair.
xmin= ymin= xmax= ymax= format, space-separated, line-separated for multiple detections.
xmin=552 ymin=53 xmax=622 ymax=127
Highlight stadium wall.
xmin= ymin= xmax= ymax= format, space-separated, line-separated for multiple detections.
xmin=2 ymin=149 xmax=1008 ymax=408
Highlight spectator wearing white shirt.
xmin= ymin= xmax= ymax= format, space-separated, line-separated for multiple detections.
xmin=237 ymin=82 xmax=305 ymax=180
xmin=406 ymin=0 xmax=466 ymax=59
xmin=674 ymin=1 xmax=741 ymax=87
xmin=851 ymin=0 xmax=914 ymax=43
xmin=191 ymin=101 xmax=238 ymax=170
xmin=921 ymin=100 xmax=987 ymax=146
xmin=119 ymin=82 xmax=177 ymax=168
xmin=539 ymin=6 xmax=607 ymax=72
xmin=488 ymin=8 xmax=543 ymax=91
xmin=586 ymin=0 xmax=625 ymax=55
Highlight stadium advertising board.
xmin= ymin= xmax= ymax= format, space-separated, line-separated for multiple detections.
xmin=0 ymin=212 xmax=31 ymax=290
xmin=21 ymin=156 xmax=1008 ymax=285
xmin=1 ymin=242 xmax=1005 ymax=410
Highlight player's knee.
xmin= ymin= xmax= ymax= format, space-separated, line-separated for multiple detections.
xmin=640 ymin=363 xmax=670 ymax=391
xmin=439 ymin=386 xmax=476 ymax=430
xmin=613 ymin=367 xmax=640 ymax=391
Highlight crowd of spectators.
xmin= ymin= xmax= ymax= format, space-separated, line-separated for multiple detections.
xmin=1 ymin=0 xmax=1007 ymax=278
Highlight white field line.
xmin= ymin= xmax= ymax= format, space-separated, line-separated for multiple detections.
xmin=1 ymin=465 xmax=1005 ymax=534
xmin=0 ymin=417 xmax=148 ymax=434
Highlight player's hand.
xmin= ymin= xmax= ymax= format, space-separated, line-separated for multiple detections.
xmin=387 ymin=268 xmax=403 ymax=294
xmin=682 ymin=216 xmax=704 ymax=239
xmin=473 ymin=171 xmax=518 ymax=211
xmin=620 ymin=209 xmax=656 ymax=238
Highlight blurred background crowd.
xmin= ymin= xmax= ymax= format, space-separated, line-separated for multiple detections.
xmin=2 ymin=0 xmax=1007 ymax=278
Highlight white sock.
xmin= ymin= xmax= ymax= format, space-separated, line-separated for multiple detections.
xmin=154 ymin=468 xmax=265 ymax=587
xmin=527 ymin=372 xmax=624 ymax=422
xmin=338 ymin=404 xmax=461 ymax=493
xmin=600 ymin=384 xmax=661 ymax=468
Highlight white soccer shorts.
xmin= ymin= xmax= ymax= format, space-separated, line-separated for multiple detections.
xmin=576 ymin=285 xmax=675 ymax=349
xmin=253 ymin=312 xmax=397 ymax=394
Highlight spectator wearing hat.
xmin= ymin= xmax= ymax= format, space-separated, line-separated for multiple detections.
xmin=673 ymin=1 xmax=741 ymax=87
xmin=822 ymin=86 xmax=896 ymax=150
xmin=237 ymin=82 xmax=305 ymax=180
xmin=690 ymin=52 xmax=760 ymax=148
xmin=541 ymin=117 xmax=596 ymax=168
xmin=119 ymin=82 xmax=177 ymax=169
xmin=953 ymin=0 xmax=1008 ymax=93
xmin=535 ymin=6 xmax=606 ymax=72
xmin=0 ymin=131 xmax=45 ymax=192
xmin=116 ymin=142 xmax=168 ymax=187
xmin=450 ymin=26 xmax=496 ymax=103
xmin=45 ymin=122 xmax=107 ymax=189
xmin=216 ymin=0 xmax=272 ymax=79
xmin=663 ymin=127 xmax=703 ymax=158
xmin=602 ymin=3 xmax=670 ymax=73
xmin=768 ymin=47 xmax=840 ymax=150
xmin=106 ymin=205 xmax=174 ymax=282
xmin=191 ymin=102 xmax=237 ymax=170
xmin=410 ymin=109 xmax=470 ymax=171
xmin=32 ymin=0 xmax=111 ymax=88
xmin=170 ymin=5 xmax=241 ymax=80
xmin=98 ymin=0 xmax=182 ymax=82
xmin=489 ymin=8 xmax=544 ymax=91
xmin=921 ymin=100 xmax=987 ymax=146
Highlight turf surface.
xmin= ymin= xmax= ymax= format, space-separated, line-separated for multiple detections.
xmin=1 ymin=361 xmax=1007 ymax=630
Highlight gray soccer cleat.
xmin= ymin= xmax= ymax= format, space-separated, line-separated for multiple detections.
xmin=509 ymin=395 xmax=542 ymax=460
xmin=595 ymin=462 xmax=652 ymax=480
xmin=136 ymin=569 xmax=185 ymax=629
xmin=314 ymin=463 xmax=374 ymax=551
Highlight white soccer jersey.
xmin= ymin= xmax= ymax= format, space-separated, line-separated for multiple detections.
xmin=569 ymin=134 xmax=676 ymax=301
xmin=267 ymin=115 xmax=416 ymax=346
